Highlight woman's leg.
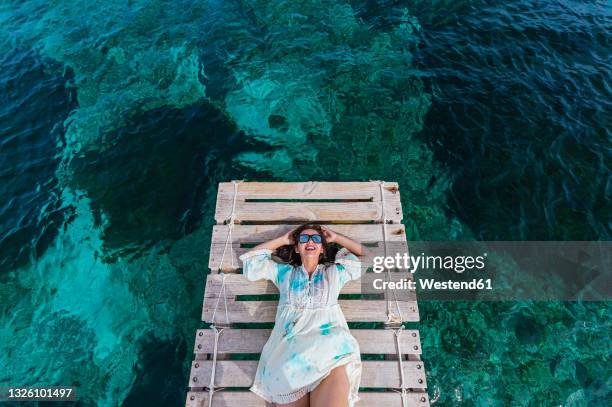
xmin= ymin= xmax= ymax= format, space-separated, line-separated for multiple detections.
xmin=275 ymin=392 xmax=310 ymax=407
xmin=309 ymin=365 xmax=350 ymax=407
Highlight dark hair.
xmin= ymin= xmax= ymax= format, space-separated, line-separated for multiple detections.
xmin=274 ymin=223 xmax=336 ymax=266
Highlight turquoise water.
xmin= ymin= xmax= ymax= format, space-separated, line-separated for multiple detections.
xmin=0 ymin=0 xmax=610 ymax=405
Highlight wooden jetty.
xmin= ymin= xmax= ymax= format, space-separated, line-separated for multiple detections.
xmin=186 ymin=181 xmax=430 ymax=406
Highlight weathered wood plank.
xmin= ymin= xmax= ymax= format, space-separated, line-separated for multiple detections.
xmin=203 ymin=273 xmax=416 ymax=299
xmin=215 ymin=201 xmax=402 ymax=224
xmin=216 ymin=181 xmax=399 ymax=200
xmin=202 ymin=299 xmax=418 ymax=323
xmin=186 ymin=390 xmax=430 ymax=407
xmin=189 ymin=360 xmax=427 ymax=389
xmin=194 ymin=329 xmax=422 ymax=355
xmin=211 ymin=224 xmax=407 ymax=244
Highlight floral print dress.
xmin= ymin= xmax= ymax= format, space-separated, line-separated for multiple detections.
xmin=239 ymin=247 xmax=363 ymax=406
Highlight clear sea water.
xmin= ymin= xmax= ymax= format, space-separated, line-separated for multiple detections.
xmin=0 ymin=0 xmax=610 ymax=406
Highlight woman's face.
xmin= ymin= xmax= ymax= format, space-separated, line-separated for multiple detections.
xmin=294 ymin=228 xmax=324 ymax=261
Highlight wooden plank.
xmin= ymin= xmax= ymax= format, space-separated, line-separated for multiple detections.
xmin=203 ymin=273 xmax=416 ymax=299
xmin=189 ymin=360 xmax=427 ymax=389
xmin=211 ymin=224 xmax=407 ymax=244
xmin=194 ymin=329 xmax=422 ymax=355
xmin=216 ymin=181 xmax=399 ymax=200
xmin=209 ymin=242 xmax=410 ymax=271
xmin=202 ymin=299 xmax=418 ymax=323
xmin=216 ymin=201 xmax=402 ymax=224
xmin=186 ymin=390 xmax=430 ymax=407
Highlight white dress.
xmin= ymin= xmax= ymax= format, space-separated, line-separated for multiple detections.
xmin=239 ymin=247 xmax=363 ymax=406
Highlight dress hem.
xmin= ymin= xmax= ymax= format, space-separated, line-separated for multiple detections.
xmin=250 ymin=354 xmax=361 ymax=406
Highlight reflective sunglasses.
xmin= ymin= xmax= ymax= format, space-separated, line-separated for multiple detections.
xmin=298 ymin=233 xmax=322 ymax=244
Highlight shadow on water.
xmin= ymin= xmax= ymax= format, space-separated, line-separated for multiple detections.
xmin=0 ymin=49 xmax=77 ymax=276
xmin=122 ymin=334 xmax=189 ymax=407
xmin=68 ymin=101 xmax=259 ymax=260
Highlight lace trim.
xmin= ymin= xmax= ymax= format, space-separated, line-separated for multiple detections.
xmin=250 ymin=355 xmax=361 ymax=405
xmin=250 ymin=376 xmax=323 ymax=404
xmin=277 ymin=301 xmax=340 ymax=310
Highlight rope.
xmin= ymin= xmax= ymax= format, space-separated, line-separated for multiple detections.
xmin=207 ymin=180 xmax=242 ymax=406
xmin=218 ymin=180 xmax=241 ymax=271
xmin=206 ymin=275 xmax=229 ymax=406
xmin=393 ymin=326 xmax=410 ymax=407
xmin=210 ymin=273 xmax=230 ymax=327
xmin=206 ymin=324 xmax=226 ymax=407
xmin=211 ymin=179 xmax=241 ymax=325
xmin=378 ymin=180 xmax=404 ymax=325
xmin=378 ymin=180 xmax=409 ymax=406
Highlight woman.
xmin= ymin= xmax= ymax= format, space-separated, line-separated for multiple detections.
xmin=239 ymin=223 xmax=365 ymax=407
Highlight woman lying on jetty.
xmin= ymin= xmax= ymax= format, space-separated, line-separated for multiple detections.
xmin=239 ymin=223 xmax=364 ymax=407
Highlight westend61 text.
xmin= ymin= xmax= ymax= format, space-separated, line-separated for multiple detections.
xmin=372 ymin=252 xmax=487 ymax=273
xmin=373 ymin=278 xmax=493 ymax=290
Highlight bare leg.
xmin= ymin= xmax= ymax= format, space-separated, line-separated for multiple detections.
xmin=275 ymin=392 xmax=310 ymax=407
xmin=310 ymin=365 xmax=350 ymax=407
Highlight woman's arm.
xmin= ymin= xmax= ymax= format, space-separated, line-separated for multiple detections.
xmin=251 ymin=229 xmax=293 ymax=251
xmin=322 ymin=226 xmax=365 ymax=256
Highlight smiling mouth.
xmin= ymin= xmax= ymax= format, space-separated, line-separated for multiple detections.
xmin=305 ymin=246 xmax=316 ymax=251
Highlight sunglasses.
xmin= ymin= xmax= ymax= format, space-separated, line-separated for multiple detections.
xmin=298 ymin=233 xmax=322 ymax=244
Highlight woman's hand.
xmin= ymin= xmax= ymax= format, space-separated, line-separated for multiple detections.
xmin=321 ymin=226 xmax=337 ymax=243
